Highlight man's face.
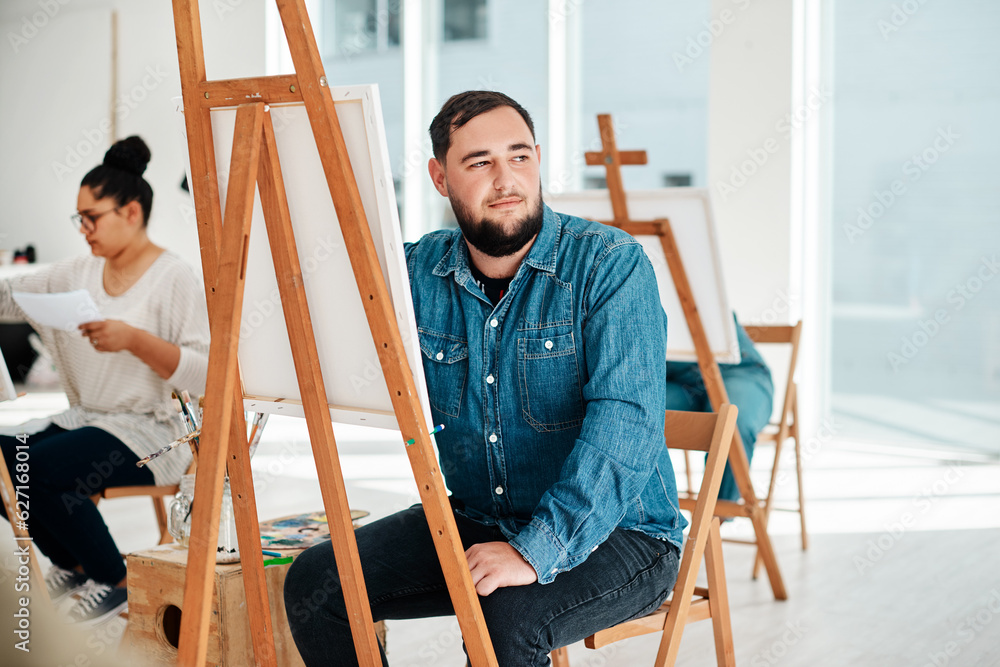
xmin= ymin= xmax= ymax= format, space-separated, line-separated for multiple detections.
xmin=429 ymin=106 xmax=543 ymax=258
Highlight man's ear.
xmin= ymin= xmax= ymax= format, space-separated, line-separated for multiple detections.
xmin=428 ymin=158 xmax=449 ymax=197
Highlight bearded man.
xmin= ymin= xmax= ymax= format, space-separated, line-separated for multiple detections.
xmin=285 ymin=90 xmax=685 ymax=666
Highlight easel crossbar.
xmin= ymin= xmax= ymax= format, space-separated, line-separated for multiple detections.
xmin=199 ymin=74 xmax=303 ymax=108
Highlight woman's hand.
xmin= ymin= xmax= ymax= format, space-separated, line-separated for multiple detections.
xmin=79 ymin=319 xmax=181 ymax=379
xmin=79 ymin=320 xmax=136 ymax=353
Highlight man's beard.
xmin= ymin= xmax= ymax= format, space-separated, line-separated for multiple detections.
xmin=449 ymin=187 xmax=544 ymax=258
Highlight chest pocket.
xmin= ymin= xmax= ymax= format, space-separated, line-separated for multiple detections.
xmin=517 ymin=332 xmax=584 ymax=432
xmin=418 ymin=329 xmax=468 ymax=418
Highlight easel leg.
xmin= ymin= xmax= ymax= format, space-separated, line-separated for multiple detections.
xmin=257 ymin=109 xmax=383 ymax=666
xmin=655 ymin=220 xmax=786 ymax=601
xmin=273 ymin=2 xmax=498 ymax=661
xmin=178 ymin=103 xmax=270 ymax=666
xmin=726 ymin=432 xmax=787 ymax=600
xmin=705 ymin=519 xmax=735 ymax=667
xmin=226 ymin=392 xmax=277 ymax=664
xmin=753 ymin=429 xmax=785 ymax=580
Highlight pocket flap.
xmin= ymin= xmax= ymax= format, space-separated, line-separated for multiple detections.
xmin=418 ymin=329 xmax=469 ymax=364
xmin=519 ymin=332 xmax=575 ymax=359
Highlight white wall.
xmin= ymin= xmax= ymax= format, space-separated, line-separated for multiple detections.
xmin=0 ymin=0 xmax=269 ymax=274
xmin=708 ymin=0 xmax=797 ymax=325
xmin=707 ymin=0 xmax=829 ymax=437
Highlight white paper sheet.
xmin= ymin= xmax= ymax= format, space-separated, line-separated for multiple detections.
xmin=12 ymin=290 xmax=103 ymax=331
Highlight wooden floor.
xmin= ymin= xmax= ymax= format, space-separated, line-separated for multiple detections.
xmin=2 ymin=394 xmax=999 ymax=666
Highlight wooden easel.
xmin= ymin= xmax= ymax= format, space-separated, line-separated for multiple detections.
xmin=585 ymin=114 xmax=787 ymax=601
xmin=171 ymin=1 xmax=498 ymax=665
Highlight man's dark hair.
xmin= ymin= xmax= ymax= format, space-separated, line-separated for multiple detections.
xmin=429 ymin=91 xmax=535 ymax=163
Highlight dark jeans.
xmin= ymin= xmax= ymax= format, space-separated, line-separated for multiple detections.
xmin=0 ymin=423 xmax=153 ymax=585
xmin=284 ymin=505 xmax=680 ymax=666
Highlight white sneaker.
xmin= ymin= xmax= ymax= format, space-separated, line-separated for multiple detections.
xmin=65 ymin=581 xmax=128 ymax=626
xmin=44 ymin=566 xmax=90 ymax=603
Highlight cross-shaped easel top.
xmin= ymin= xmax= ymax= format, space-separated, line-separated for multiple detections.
xmin=584 ymin=113 xmax=647 ymax=225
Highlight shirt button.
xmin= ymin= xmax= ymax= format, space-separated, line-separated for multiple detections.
xmin=436 ymin=351 xmax=444 ymax=360
xmin=544 ymin=340 xmax=553 ymax=350
xmin=495 ymin=486 xmax=504 ymax=495
xmin=486 ymin=374 xmax=495 ymax=384
xmin=490 ymin=318 xmax=498 ymax=328
xmin=489 ymin=433 xmax=497 ymax=443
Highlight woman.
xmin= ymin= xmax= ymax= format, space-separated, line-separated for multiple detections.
xmin=0 ymin=136 xmax=209 ymax=625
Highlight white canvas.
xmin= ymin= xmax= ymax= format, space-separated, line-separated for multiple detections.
xmin=181 ymin=85 xmax=431 ymax=430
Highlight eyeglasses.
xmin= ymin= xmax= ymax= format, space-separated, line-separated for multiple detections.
xmin=71 ymin=206 xmax=120 ymax=233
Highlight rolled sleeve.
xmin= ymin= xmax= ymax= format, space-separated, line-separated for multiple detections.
xmin=167 ymin=344 xmax=208 ymax=394
xmin=163 ymin=264 xmax=210 ymax=394
xmin=510 ymin=518 xmax=568 ymax=584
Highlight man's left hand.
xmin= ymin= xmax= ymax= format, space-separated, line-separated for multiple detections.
xmin=465 ymin=541 xmax=538 ymax=596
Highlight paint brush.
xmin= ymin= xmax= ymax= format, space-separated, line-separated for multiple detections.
xmin=136 ymin=429 xmax=201 ymax=467
xmin=405 ymin=424 xmax=445 ymax=446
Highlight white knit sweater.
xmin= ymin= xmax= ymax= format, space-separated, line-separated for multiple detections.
xmin=0 ymin=252 xmax=209 ymax=485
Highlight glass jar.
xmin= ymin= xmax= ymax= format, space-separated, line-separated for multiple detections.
xmin=167 ymin=474 xmax=241 ymax=563
xmin=216 ymin=478 xmax=240 ymax=563
xmin=167 ymin=474 xmax=196 ymax=546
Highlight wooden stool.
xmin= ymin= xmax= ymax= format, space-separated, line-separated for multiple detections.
xmin=121 ymin=544 xmax=386 ymax=665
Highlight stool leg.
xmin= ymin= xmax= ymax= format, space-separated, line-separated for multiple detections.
xmin=705 ymin=519 xmax=735 ymax=667
xmin=551 ymin=645 xmax=571 ymax=667
xmin=792 ymin=394 xmax=807 ymax=550
xmin=683 ymin=450 xmax=694 ymax=496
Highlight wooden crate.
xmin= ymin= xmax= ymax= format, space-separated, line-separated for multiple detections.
xmin=121 ymin=544 xmax=385 ymax=666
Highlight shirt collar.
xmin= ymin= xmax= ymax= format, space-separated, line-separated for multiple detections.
xmin=432 ymin=203 xmax=562 ymax=279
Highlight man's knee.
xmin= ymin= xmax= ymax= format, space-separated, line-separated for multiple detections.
xmin=478 ymin=591 xmax=553 ymax=664
xmin=284 ymin=543 xmax=346 ymax=629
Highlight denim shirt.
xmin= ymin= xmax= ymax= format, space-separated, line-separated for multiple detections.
xmin=405 ymin=205 xmax=686 ymax=584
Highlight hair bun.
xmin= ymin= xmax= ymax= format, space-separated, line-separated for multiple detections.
xmin=102 ymin=135 xmax=151 ymax=176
